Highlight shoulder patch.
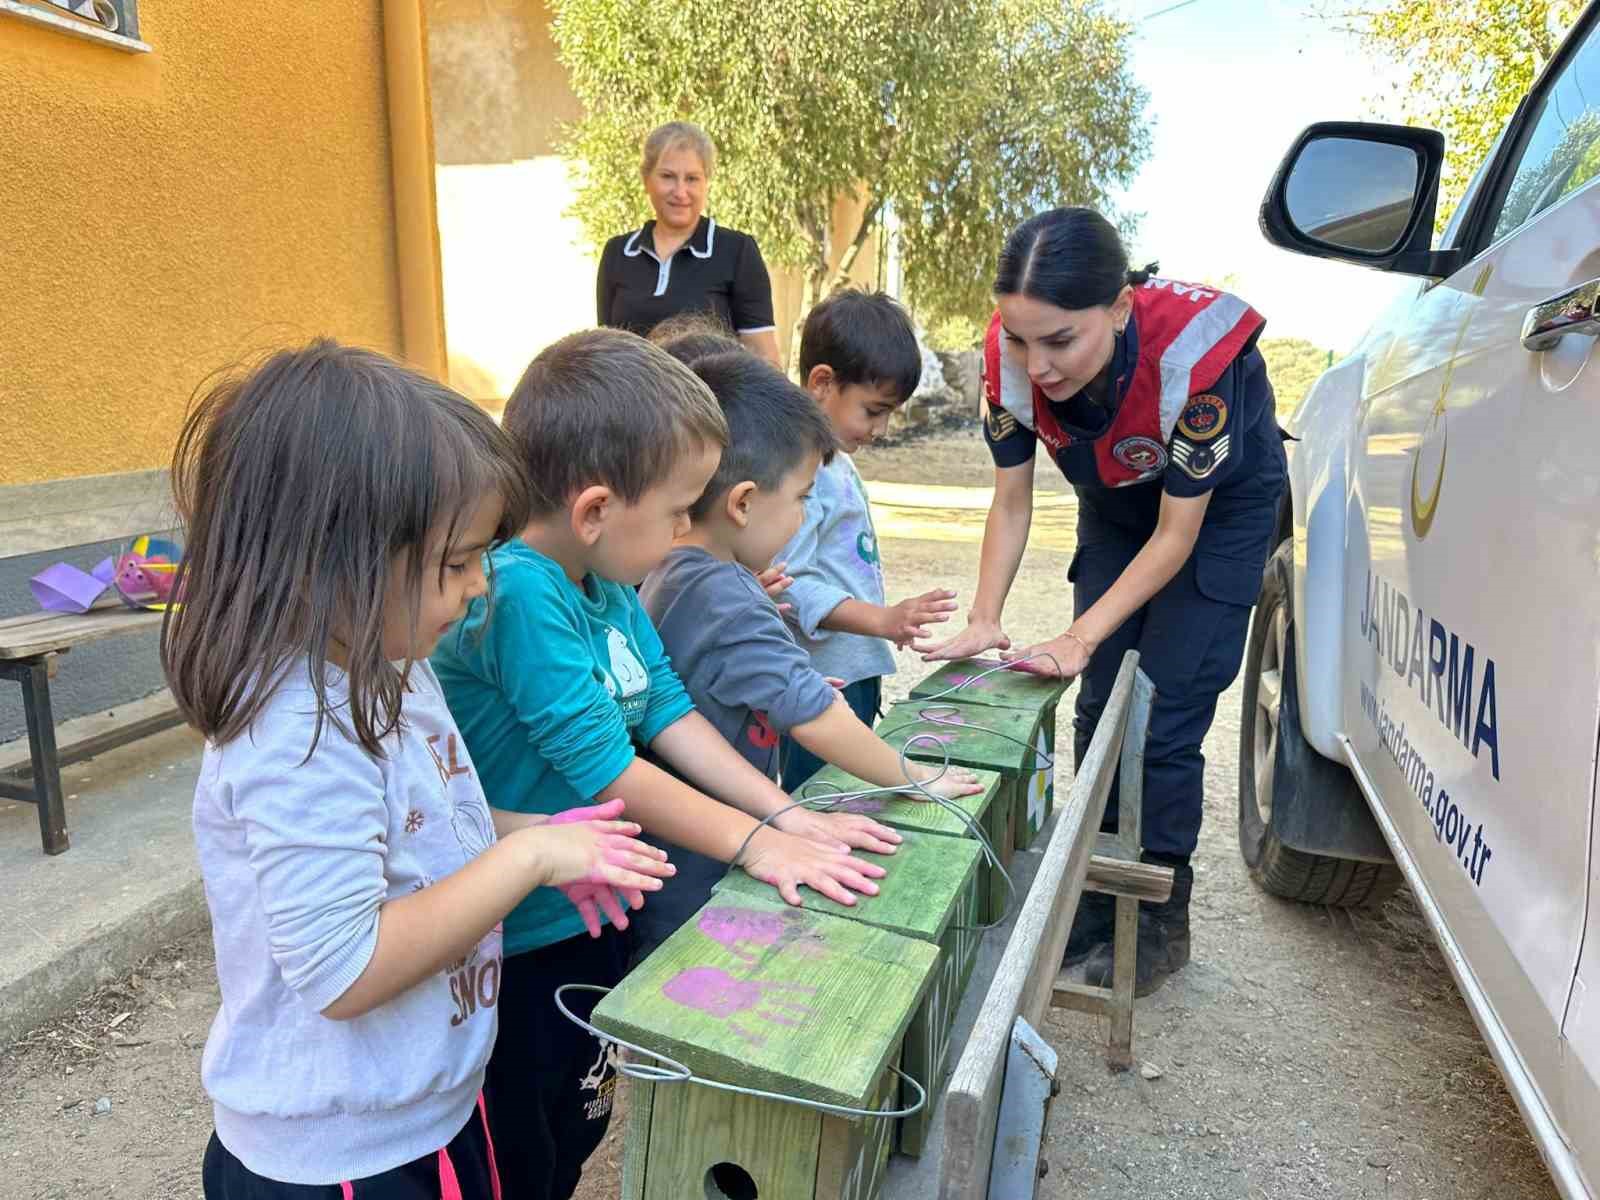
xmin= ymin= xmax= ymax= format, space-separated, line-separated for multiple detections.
xmin=1177 ymin=394 xmax=1228 ymax=442
xmin=1171 ymin=433 xmax=1231 ymax=480
xmin=985 ymin=404 xmax=1019 ymax=441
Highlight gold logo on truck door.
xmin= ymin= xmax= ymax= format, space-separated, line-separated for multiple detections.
xmin=1410 ymin=264 xmax=1493 ymax=540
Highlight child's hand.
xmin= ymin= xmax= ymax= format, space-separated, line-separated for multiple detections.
xmin=879 ymin=588 xmax=960 ymax=649
xmin=534 ymin=799 xmax=675 ymax=938
xmin=740 ymin=827 xmax=886 ymax=907
xmin=774 ymin=806 xmax=902 ymax=855
xmin=905 ymin=763 xmax=987 ymax=801
xmin=755 ymin=561 xmax=795 ymax=614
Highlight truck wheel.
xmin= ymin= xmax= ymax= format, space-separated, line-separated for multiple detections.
xmin=1239 ymin=540 xmax=1401 ymax=907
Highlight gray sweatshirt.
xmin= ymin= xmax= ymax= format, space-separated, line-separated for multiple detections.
xmin=776 ymin=452 xmax=897 ymax=686
xmin=192 ymin=661 xmax=501 ymax=1185
xmin=636 ymin=545 xmax=837 ymax=955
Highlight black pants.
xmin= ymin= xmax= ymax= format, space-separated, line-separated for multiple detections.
xmin=202 ymin=1097 xmax=499 ymax=1198
xmin=1071 ymin=500 xmax=1278 ymax=859
xmin=483 ymin=927 xmax=629 ymax=1200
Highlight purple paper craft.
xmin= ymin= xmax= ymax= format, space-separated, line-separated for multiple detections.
xmin=30 ymin=560 xmax=116 ymax=613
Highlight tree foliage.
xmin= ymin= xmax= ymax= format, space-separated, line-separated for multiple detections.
xmin=551 ymin=0 xmax=1149 ymax=332
xmin=1341 ymin=0 xmax=1584 ymax=225
xmin=1259 ymin=337 xmax=1336 ymax=419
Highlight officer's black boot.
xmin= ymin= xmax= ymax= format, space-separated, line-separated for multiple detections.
xmin=1061 ymin=888 xmax=1115 ymax=967
xmin=1082 ymin=857 xmax=1193 ymax=997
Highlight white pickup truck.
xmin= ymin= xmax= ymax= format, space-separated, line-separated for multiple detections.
xmin=1242 ymin=6 xmax=1600 ymax=1196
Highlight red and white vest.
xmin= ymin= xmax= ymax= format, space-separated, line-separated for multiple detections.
xmin=983 ymin=279 xmax=1264 ymax=487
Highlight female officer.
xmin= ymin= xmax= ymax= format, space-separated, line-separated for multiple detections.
xmin=922 ymin=207 xmax=1287 ymax=996
xmin=595 ymin=121 xmax=781 ymax=367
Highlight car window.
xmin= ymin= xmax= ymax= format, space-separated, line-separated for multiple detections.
xmin=1490 ymin=20 xmax=1600 ymax=242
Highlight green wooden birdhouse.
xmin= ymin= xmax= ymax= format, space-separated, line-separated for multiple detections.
xmin=715 ymin=830 xmax=983 ymax=1158
xmin=592 ymin=892 xmax=938 ymax=1200
xmin=894 ymin=666 xmax=1065 ymax=849
xmin=789 ymin=760 xmax=1004 ymax=928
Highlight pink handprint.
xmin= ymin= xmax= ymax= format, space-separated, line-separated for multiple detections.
xmin=836 ymin=796 xmax=887 ymax=815
xmin=661 ymin=966 xmax=817 ymax=1047
xmin=697 ymin=905 xmax=825 ymax=967
xmin=946 ymin=669 xmax=997 ymax=691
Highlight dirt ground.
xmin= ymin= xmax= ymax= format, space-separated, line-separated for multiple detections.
xmin=0 ymin=428 xmax=1557 ymax=1200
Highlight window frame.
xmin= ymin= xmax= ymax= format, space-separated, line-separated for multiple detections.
xmin=0 ymin=0 xmax=146 ymax=52
xmin=1452 ymin=2 xmax=1600 ymax=261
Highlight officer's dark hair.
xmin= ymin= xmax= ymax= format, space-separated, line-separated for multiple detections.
xmin=798 ymin=288 xmax=922 ymax=403
xmin=995 ymin=207 xmax=1159 ymax=311
xmin=688 ymin=351 xmax=837 ymax=521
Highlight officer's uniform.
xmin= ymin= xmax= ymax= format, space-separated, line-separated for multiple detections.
xmin=982 ymin=279 xmax=1287 ymax=860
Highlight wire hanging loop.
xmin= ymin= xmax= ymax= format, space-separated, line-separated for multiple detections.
xmin=553 ymin=984 xmax=928 ymax=1120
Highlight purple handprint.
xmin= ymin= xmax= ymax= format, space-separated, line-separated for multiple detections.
xmin=945 ymin=671 xmax=996 ymax=691
xmin=661 ymin=966 xmax=817 ymax=1047
xmin=697 ymin=905 xmax=825 ymax=967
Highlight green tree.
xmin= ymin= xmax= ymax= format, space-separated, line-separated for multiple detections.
xmin=552 ymin=0 xmax=1149 ymax=341
xmin=1259 ymin=337 xmax=1337 ymax=420
xmin=1340 ymin=0 xmax=1584 ymax=226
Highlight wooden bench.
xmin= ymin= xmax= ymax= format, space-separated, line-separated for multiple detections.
xmin=932 ymin=651 xmax=1169 ymax=1199
xmin=0 ymin=609 xmax=184 ymax=854
xmin=0 ymin=469 xmax=184 ymax=855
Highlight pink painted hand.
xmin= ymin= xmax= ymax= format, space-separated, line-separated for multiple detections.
xmin=540 ymin=799 xmax=674 ymax=938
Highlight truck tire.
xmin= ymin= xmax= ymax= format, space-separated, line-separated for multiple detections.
xmin=1238 ymin=539 xmax=1401 ymax=907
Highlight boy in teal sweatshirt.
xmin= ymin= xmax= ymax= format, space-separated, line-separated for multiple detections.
xmin=431 ymin=329 xmax=898 ymax=1200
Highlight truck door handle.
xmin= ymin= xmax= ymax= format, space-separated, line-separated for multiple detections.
xmin=1522 ymin=278 xmax=1600 ymax=351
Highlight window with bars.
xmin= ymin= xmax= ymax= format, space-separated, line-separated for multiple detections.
xmin=2 ymin=0 xmax=142 ymax=45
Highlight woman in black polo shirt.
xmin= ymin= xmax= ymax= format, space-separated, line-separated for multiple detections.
xmin=595 ymin=122 xmax=781 ymax=366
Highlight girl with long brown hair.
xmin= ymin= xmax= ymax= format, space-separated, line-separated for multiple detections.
xmin=163 ymin=341 xmax=674 ymax=1199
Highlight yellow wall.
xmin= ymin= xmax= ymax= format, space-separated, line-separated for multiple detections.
xmin=0 ymin=1 xmax=406 ymax=486
xmin=426 ymin=0 xmax=883 ymax=403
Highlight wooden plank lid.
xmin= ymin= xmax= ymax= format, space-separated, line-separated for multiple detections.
xmin=908 ymin=657 xmax=1072 ymax=711
xmin=877 ymin=699 xmax=1050 ymax=776
xmin=714 ymin=831 xmax=981 ymax=945
xmin=592 ymin=893 xmax=938 ymax=1110
xmin=785 ymin=762 xmax=1003 ymax=839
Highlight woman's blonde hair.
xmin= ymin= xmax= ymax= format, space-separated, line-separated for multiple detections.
xmin=641 ymin=121 xmax=716 ymax=179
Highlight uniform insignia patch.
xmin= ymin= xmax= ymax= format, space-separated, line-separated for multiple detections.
xmin=985 ymin=404 xmax=1018 ymax=441
xmin=1112 ymin=436 xmax=1168 ymax=474
xmin=1178 ymin=394 xmax=1228 ymax=442
xmin=1171 ymin=433 xmax=1231 ymax=480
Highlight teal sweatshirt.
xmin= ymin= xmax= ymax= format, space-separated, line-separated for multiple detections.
xmin=431 ymin=539 xmax=693 ymax=954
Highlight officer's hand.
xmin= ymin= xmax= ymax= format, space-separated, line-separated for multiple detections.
xmin=917 ymin=618 xmax=1010 ymax=661
xmin=1000 ymin=634 xmax=1092 ymax=679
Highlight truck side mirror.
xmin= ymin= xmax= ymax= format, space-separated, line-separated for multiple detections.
xmin=1260 ymin=122 xmax=1461 ymax=278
